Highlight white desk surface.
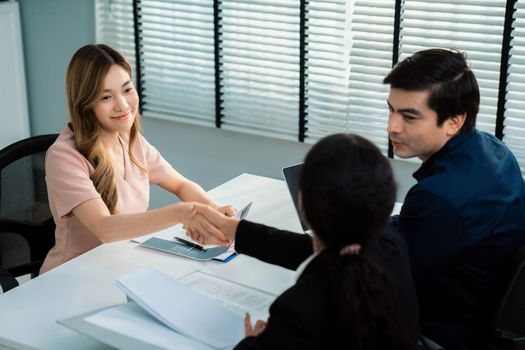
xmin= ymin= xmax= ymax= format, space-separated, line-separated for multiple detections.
xmin=0 ymin=174 xmax=302 ymax=350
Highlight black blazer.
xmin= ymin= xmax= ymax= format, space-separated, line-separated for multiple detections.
xmin=233 ymin=220 xmax=419 ymax=349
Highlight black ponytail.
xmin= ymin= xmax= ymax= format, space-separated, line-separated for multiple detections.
xmin=329 ymin=251 xmax=412 ymax=349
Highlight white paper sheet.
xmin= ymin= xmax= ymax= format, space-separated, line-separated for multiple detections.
xmin=84 ymin=303 xmax=213 ymax=350
xmin=178 ymin=270 xmax=275 ymax=321
xmin=116 ymin=267 xmax=245 ymax=348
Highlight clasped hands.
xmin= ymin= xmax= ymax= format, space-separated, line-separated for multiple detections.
xmin=180 ymin=202 xmax=239 ymax=246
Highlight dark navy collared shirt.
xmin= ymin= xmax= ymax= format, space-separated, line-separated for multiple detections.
xmin=394 ymin=129 xmax=525 ymax=350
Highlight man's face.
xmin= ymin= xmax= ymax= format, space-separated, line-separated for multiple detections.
xmin=387 ymin=88 xmax=459 ymax=162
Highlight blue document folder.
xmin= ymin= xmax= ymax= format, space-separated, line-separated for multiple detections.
xmin=140 ymin=237 xmax=229 ymax=261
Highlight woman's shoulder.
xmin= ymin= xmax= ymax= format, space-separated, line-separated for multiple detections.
xmin=261 ymin=268 xmax=334 ymax=348
xmin=46 ymin=126 xmax=90 ymax=168
xmin=275 ymin=261 xmax=331 ymax=317
xmin=48 ymin=127 xmax=75 ymax=154
xmin=365 ymin=227 xmax=413 ymax=283
xmin=368 ymin=226 xmax=409 ymax=260
xmin=367 ymin=226 xmax=420 ymax=338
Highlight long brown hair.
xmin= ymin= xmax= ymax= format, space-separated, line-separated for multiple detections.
xmin=66 ymin=44 xmax=145 ymax=214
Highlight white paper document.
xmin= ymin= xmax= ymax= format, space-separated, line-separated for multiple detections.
xmin=179 ymin=270 xmax=275 ymax=321
xmin=59 ymin=267 xmax=276 ymax=349
xmin=116 ymin=267 xmax=245 ymax=348
xmin=82 ymin=303 xmax=213 ymax=350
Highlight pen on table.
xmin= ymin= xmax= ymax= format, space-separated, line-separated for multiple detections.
xmin=174 ymin=237 xmax=207 ymax=251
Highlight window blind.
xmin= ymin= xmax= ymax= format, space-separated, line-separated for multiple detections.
xmin=305 ymin=0 xmax=395 ymax=155
xmin=95 ymin=0 xmax=136 ymax=79
xmin=95 ymin=0 xmax=525 ymax=176
xmin=137 ymin=0 xmax=216 ymax=126
xmin=506 ymin=1 xmax=525 ymax=177
xmin=399 ymin=0 xmax=506 ymax=136
xmin=218 ymin=0 xmax=301 ymax=140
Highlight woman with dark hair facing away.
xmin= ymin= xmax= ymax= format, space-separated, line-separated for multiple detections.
xmin=40 ymin=44 xmax=233 ymax=273
xmin=193 ymin=133 xmax=418 ymax=349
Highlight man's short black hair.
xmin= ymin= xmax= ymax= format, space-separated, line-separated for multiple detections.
xmin=383 ymin=48 xmax=479 ymax=133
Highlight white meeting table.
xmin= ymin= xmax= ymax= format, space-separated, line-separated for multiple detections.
xmin=0 ymin=174 xmax=302 ymax=350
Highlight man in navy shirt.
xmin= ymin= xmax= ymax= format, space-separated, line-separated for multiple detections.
xmin=383 ymin=49 xmax=525 ymax=350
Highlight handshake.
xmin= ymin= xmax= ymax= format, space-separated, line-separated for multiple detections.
xmin=180 ymin=202 xmax=252 ymax=247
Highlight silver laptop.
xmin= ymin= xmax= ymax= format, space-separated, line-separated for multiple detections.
xmin=282 ymin=163 xmax=311 ymax=233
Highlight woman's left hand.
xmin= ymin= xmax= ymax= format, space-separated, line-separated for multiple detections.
xmin=244 ymin=313 xmax=267 ymax=337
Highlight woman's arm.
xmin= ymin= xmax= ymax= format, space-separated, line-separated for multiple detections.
xmin=158 ymin=168 xmax=214 ymax=204
xmin=72 ymin=198 xmax=226 ymax=243
xmin=46 ymin=135 xmax=228 ymax=244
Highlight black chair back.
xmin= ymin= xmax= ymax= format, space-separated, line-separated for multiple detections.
xmin=0 ymin=134 xmax=58 ymax=292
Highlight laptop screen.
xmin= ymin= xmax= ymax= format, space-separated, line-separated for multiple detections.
xmin=282 ymin=163 xmax=310 ymax=232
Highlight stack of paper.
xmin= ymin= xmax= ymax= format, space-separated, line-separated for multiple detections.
xmin=58 ymin=267 xmax=276 ymax=350
xmin=116 ymin=267 xmax=245 ymax=348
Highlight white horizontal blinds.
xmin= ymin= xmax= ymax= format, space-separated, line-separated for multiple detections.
xmin=95 ymin=0 xmax=137 ymax=79
xmin=219 ymin=0 xmax=300 ymax=140
xmin=399 ymin=0 xmax=506 ymax=135
xmin=138 ymin=0 xmax=216 ymax=126
xmin=305 ymin=0 xmax=395 ymax=154
xmin=505 ymin=1 xmax=525 ymax=178
xmin=304 ymin=0 xmax=353 ymax=142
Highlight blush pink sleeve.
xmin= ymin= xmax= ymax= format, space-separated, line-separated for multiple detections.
xmin=45 ymin=143 xmax=101 ymax=219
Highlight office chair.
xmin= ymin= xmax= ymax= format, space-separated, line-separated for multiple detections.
xmin=0 ymin=134 xmax=58 ymax=292
xmin=493 ymin=244 xmax=525 ymax=350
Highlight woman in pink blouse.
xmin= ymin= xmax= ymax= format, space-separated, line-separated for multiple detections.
xmin=40 ymin=44 xmax=231 ymax=273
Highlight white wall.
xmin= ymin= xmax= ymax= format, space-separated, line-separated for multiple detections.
xmin=0 ymin=2 xmax=30 ymax=149
xmin=18 ymin=0 xmax=95 ymax=135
